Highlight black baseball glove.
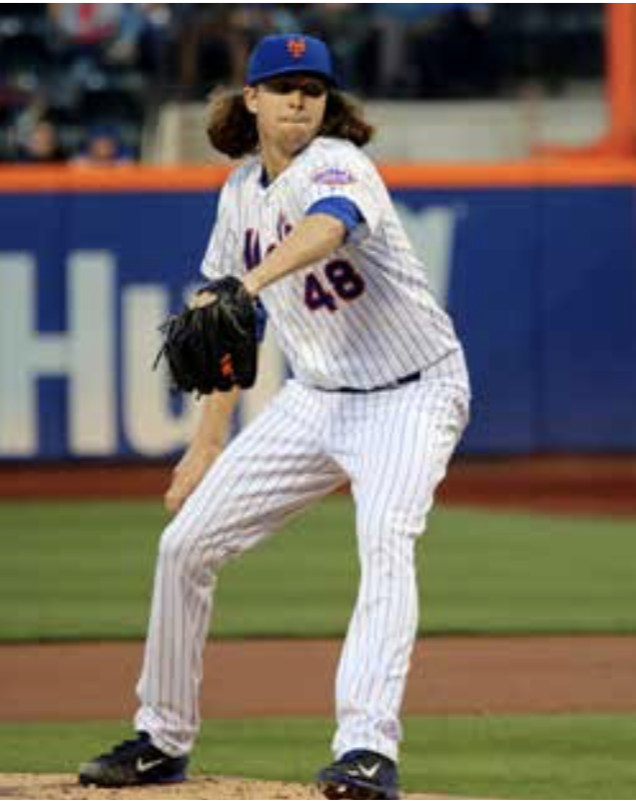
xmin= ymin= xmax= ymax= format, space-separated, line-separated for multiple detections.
xmin=154 ymin=276 xmax=258 ymax=395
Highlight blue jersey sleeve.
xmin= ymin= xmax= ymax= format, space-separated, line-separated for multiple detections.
xmin=306 ymin=196 xmax=365 ymax=239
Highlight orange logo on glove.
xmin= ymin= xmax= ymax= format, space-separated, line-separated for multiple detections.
xmin=220 ymin=354 xmax=234 ymax=378
xmin=286 ymin=37 xmax=306 ymax=59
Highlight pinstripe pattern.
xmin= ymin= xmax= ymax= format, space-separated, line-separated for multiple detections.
xmin=201 ymin=137 xmax=463 ymax=390
xmin=329 ymin=374 xmax=469 ymax=760
xmin=137 ymin=133 xmax=471 ymax=766
xmin=135 ymin=381 xmax=347 ymax=756
xmin=135 ymin=358 xmax=469 ymax=762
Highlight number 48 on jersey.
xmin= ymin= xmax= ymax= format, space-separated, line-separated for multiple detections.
xmin=305 ymin=260 xmax=365 ymax=313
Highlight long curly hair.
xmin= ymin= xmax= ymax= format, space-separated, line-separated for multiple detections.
xmin=206 ymin=88 xmax=375 ymax=159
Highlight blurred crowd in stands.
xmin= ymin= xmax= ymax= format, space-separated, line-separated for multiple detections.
xmin=0 ymin=3 xmax=604 ymax=164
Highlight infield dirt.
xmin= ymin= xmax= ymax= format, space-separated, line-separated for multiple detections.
xmin=2 ymin=636 xmax=636 ymax=722
xmin=0 ymin=774 xmax=463 ymax=800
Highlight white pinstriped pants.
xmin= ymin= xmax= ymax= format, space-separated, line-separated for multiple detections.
xmin=135 ymin=368 xmax=469 ymax=762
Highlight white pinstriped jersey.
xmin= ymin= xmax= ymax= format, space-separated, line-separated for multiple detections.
xmin=137 ymin=140 xmax=472 ymax=765
xmin=202 ymin=136 xmax=466 ymax=390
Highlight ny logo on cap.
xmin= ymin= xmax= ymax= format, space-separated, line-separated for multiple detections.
xmin=286 ymin=37 xmax=306 ymax=58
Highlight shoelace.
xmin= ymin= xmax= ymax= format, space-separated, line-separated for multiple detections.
xmin=98 ymin=737 xmax=149 ymax=760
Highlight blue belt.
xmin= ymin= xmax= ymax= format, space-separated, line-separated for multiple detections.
xmin=325 ymin=370 xmax=422 ymax=394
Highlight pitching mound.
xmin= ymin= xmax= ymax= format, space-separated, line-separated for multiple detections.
xmin=0 ymin=774 xmax=455 ymax=800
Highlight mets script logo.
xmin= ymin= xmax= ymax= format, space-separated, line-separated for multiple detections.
xmin=287 ymin=37 xmax=306 ymax=58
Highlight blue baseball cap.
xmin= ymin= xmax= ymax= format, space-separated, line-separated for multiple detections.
xmin=246 ymin=34 xmax=338 ymax=87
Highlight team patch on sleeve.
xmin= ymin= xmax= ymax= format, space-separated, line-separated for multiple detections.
xmin=312 ymin=166 xmax=356 ymax=186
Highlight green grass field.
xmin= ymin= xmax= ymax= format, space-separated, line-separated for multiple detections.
xmin=1 ymin=716 xmax=636 ymax=799
xmin=2 ymin=497 xmax=636 ymax=799
xmin=1 ymin=498 xmax=636 ymax=640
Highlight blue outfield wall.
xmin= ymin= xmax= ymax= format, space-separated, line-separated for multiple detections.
xmin=0 ymin=183 xmax=635 ymax=461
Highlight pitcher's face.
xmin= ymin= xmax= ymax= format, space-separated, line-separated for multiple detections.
xmin=244 ymin=74 xmax=328 ymax=158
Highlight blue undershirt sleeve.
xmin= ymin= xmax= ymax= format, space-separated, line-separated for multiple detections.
xmin=254 ymin=298 xmax=268 ymax=343
xmin=306 ymin=196 xmax=365 ymax=239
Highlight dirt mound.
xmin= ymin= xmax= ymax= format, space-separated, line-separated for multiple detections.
xmin=0 ymin=774 xmax=451 ymax=800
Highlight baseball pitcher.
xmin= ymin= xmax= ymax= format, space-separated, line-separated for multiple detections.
xmin=79 ymin=34 xmax=471 ymax=800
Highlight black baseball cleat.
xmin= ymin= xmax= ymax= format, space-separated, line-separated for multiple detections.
xmin=316 ymin=749 xmax=400 ymax=800
xmin=78 ymin=732 xmax=188 ymax=787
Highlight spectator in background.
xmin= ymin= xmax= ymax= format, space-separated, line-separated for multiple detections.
xmin=47 ymin=4 xmax=149 ymax=81
xmin=48 ymin=4 xmax=123 ymax=63
xmin=176 ymin=6 xmax=250 ymax=96
xmin=299 ymin=4 xmax=372 ymax=92
xmin=6 ymin=87 xmax=59 ymax=162
xmin=176 ymin=5 xmax=304 ymax=97
xmin=15 ymin=118 xmax=66 ymax=163
xmin=134 ymin=4 xmax=180 ymax=77
xmin=0 ymin=75 xmax=31 ymax=142
xmin=71 ymin=123 xmax=133 ymax=165
xmin=365 ymin=3 xmax=498 ymax=98
xmin=406 ymin=4 xmax=499 ymax=98
xmin=370 ymin=4 xmax=435 ymax=94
